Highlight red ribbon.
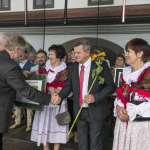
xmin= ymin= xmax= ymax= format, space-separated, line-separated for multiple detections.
xmin=49 ymin=69 xmax=54 ymax=73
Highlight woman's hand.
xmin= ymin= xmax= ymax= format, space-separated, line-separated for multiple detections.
xmin=48 ymin=87 xmax=55 ymax=94
xmin=117 ymin=106 xmax=129 ymax=122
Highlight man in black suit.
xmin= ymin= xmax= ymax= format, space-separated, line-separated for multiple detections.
xmin=51 ymin=39 xmax=116 ymax=150
xmin=0 ymin=35 xmax=52 ymax=150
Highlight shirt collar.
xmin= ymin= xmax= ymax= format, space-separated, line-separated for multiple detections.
xmin=9 ymin=53 xmax=12 ymax=59
xmin=79 ymin=57 xmax=91 ymax=68
xmin=123 ymin=62 xmax=150 ymax=84
xmin=20 ymin=60 xmax=27 ymax=65
xmin=39 ymin=65 xmax=44 ymax=69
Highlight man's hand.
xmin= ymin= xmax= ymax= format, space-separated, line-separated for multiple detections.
xmin=117 ymin=106 xmax=129 ymax=122
xmin=50 ymin=93 xmax=61 ymax=105
xmin=23 ymin=70 xmax=30 ymax=77
xmin=83 ymin=94 xmax=95 ymax=104
xmin=48 ymin=87 xmax=55 ymax=94
xmin=29 ymin=71 xmax=39 ymax=75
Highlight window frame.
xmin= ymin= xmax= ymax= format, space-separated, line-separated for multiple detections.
xmin=33 ymin=0 xmax=54 ymax=9
xmin=88 ymin=0 xmax=113 ymax=6
xmin=0 ymin=0 xmax=10 ymax=11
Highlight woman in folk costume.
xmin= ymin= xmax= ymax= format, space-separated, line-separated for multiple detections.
xmin=31 ymin=45 xmax=69 ymax=150
xmin=113 ymin=38 xmax=150 ymax=150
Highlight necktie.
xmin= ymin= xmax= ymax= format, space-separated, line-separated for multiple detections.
xmin=79 ymin=65 xmax=85 ymax=105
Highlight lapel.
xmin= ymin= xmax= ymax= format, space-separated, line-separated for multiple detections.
xmin=88 ymin=61 xmax=96 ymax=91
xmin=22 ymin=60 xmax=28 ymax=70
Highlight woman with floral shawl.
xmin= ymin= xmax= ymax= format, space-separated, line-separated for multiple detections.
xmin=31 ymin=45 xmax=69 ymax=150
xmin=113 ymin=38 xmax=150 ymax=150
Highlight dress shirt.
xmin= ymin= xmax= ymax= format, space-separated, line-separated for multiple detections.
xmin=19 ymin=60 xmax=27 ymax=69
xmin=79 ymin=57 xmax=91 ymax=108
xmin=39 ymin=65 xmax=44 ymax=69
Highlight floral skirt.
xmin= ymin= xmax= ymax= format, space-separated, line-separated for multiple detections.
xmin=113 ymin=118 xmax=150 ymax=150
xmin=30 ymin=103 xmax=69 ymax=146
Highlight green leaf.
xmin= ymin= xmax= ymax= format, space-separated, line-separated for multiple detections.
xmin=92 ymin=69 xmax=95 ymax=79
xmin=98 ymin=76 xmax=104 ymax=84
xmin=98 ymin=76 xmax=102 ymax=81
xmin=95 ymin=60 xmax=100 ymax=66
xmin=96 ymin=68 xmax=100 ymax=76
xmin=99 ymin=59 xmax=103 ymax=64
xmin=96 ymin=66 xmax=103 ymax=76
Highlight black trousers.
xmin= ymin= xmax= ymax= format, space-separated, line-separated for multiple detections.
xmin=0 ymin=133 xmax=3 ymax=150
xmin=67 ymin=98 xmax=77 ymax=132
xmin=76 ymin=108 xmax=104 ymax=150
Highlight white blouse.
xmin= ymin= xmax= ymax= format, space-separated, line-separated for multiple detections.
xmin=114 ymin=62 xmax=150 ymax=121
xmin=45 ymin=60 xmax=67 ymax=108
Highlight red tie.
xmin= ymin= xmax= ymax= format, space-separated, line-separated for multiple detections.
xmin=79 ymin=65 xmax=85 ymax=105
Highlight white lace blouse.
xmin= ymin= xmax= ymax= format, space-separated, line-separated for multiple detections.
xmin=45 ymin=60 xmax=67 ymax=108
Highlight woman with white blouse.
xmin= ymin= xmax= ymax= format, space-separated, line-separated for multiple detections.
xmin=113 ymin=38 xmax=150 ymax=150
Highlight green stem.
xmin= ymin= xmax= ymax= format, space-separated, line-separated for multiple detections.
xmin=87 ymin=76 xmax=97 ymax=94
xmin=67 ymin=76 xmax=97 ymax=136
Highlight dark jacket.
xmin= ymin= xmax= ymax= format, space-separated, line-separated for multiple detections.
xmin=59 ymin=60 xmax=116 ymax=122
xmin=0 ymin=50 xmax=51 ymax=133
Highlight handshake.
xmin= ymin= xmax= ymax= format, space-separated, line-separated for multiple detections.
xmin=23 ymin=70 xmax=62 ymax=105
xmin=50 ymin=93 xmax=61 ymax=105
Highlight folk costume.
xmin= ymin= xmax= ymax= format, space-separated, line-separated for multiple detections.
xmin=113 ymin=62 xmax=150 ymax=150
xmin=31 ymin=60 xmax=69 ymax=146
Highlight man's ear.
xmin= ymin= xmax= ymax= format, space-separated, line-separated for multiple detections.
xmin=14 ymin=47 xmax=19 ymax=53
xmin=87 ymin=50 xmax=90 ymax=56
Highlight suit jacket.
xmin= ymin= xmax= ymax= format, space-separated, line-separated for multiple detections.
xmin=18 ymin=60 xmax=35 ymax=71
xmin=59 ymin=60 xmax=116 ymax=122
xmin=0 ymin=50 xmax=51 ymax=133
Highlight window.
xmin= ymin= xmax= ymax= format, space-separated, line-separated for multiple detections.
xmin=0 ymin=0 xmax=10 ymax=11
xmin=88 ymin=0 xmax=113 ymax=6
xmin=33 ymin=0 xmax=54 ymax=9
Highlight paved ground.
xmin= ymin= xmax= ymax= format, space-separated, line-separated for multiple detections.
xmin=3 ymin=119 xmax=113 ymax=150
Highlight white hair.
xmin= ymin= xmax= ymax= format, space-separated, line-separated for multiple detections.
xmin=0 ymin=32 xmax=11 ymax=43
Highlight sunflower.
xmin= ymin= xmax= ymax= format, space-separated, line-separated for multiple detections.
xmin=91 ymin=52 xmax=106 ymax=61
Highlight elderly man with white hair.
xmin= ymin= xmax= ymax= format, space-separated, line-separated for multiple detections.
xmin=29 ymin=52 xmax=36 ymax=63
xmin=0 ymin=34 xmax=53 ymax=150
xmin=0 ymin=32 xmax=11 ymax=51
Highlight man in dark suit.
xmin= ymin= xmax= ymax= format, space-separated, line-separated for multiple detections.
xmin=52 ymin=39 xmax=116 ymax=150
xmin=0 ymin=35 xmax=52 ymax=150
xmin=9 ymin=49 xmax=35 ymax=131
xmin=18 ymin=49 xmax=35 ymax=71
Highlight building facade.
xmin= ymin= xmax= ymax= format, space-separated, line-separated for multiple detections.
xmin=0 ymin=0 xmax=150 ymax=64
